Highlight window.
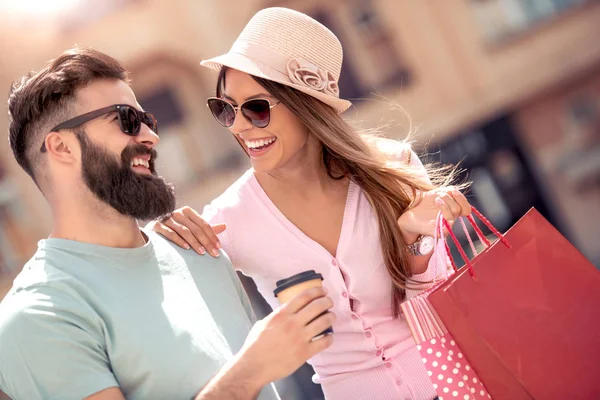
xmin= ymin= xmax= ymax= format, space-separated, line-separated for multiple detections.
xmin=424 ymin=115 xmax=556 ymax=233
xmin=561 ymin=93 xmax=600 ymax=147
xmin=311 ymin=11 xmax=364 ymax=100
xmin=556 ymin=93 xmax=600 ymax=190
xmin=139 ymin=86 xmax=185 ymax=131
xmin=347 ymin=0 xmax=412 ymax=91
xmin=308 ymin=0 xmax=412 ymax=102
xmin=470 ymin=0 xmax=592 ymax=43
xmin=567 ymin=95 xmax=599 ymax=127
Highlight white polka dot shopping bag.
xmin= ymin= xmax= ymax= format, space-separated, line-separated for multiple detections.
xmin=418 ymin=337 xmax=490 ymax=400
xmin=403 ymin=293 xmax=491 ymax=400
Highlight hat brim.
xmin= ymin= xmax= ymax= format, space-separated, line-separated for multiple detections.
xmin=201 ymin=53 xmax=352 ymax=114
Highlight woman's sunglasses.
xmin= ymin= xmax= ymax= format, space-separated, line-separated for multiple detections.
xmin=42 ymin=104 xmax=158 ymax=152
xmin=207 ymin=97 xmax=280 ymax=129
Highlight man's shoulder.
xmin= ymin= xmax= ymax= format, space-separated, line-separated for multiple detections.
xmin=145 ymin=231 xmax=243 ymax=304
xmin=0 ymin=274 xmax=110 ymax=400
xmin=146 ymin=229 xmax=235 ymax=270
xmin=0 ymin=279 xmax=86 ymax=341
xmin=0 ymin=287 xmax=44 ymax=334
xmin=5 ymin=246 xmax=86 ymax=299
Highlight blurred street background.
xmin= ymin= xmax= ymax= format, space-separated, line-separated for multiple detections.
xmin=1 ymin=0 xmax=599 ymax=398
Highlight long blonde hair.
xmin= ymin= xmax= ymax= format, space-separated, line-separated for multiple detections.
xmin=217 ymin=68 xmax=459 ymax=316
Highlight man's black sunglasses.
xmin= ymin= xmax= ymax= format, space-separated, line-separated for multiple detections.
xmin=41 ymin=104 xmax=158 ymax=152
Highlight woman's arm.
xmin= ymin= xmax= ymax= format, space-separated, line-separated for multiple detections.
xmin=384 ymin=142 xmax=471 ymax=275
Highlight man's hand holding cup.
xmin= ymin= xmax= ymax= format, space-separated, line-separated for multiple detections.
xmin=236 ymin=274 xmax=335 ymax=387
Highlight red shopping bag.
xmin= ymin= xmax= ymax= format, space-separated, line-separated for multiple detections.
xmin=401 ymin=214 xmax=492 ymax=400
xmin=429 ymin=208 xmax=600 ymax=400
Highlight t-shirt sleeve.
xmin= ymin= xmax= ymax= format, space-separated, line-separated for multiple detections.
xmin=220 ymin=254 xmax=257 ymax=324
xmin=0 ymin=287 xmax=118 ymax=400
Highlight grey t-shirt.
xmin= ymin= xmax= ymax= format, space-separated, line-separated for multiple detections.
xmin=0 ymin=231 xmax=279 ymax=400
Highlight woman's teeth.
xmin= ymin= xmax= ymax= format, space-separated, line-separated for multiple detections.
xmin=245 ymin=137 xmax=276 ymax=150
xmin=130 ymin=158 xmax=150 ymax=168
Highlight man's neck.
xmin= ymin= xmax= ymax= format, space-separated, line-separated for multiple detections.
xmin=49 ymin=196 xmax=145 ymax=249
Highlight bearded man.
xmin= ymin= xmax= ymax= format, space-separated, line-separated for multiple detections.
xmin=0 ymin=48 xmax=334 ymax=400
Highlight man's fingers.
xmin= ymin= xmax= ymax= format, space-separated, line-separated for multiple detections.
xmin=307 ymin=333 xmax=334 ymax=357
xmin=304 ymin=312 xmax=336 ymax=342
xmin=282 ymin=287 xmax=328 ymax=315
xmin=296 ymin=296 xmax=334 ymax=326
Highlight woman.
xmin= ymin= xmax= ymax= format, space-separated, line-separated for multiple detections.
xmin=150 ymin=8 xmax=470 ymax=400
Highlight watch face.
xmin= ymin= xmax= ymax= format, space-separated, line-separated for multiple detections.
xmin=419 ymin=236 xmax=435 ymax=255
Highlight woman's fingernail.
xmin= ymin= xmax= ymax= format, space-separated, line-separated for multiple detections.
xmin=183 ymin=244 xmax=190 ymax=250
xmin=435 ymin=197 xmax=444 ymax=206
xmin=199 ymin=246 xmax=206 ymax=255
xmin=211 ymin=249 xmax=220 ymax=257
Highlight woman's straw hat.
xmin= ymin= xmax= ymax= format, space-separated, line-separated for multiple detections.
xmin=201 ymin=7 xmax=352 ymax=113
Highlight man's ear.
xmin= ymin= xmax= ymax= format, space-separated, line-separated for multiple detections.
xmin=45 ymin=131 xmax=80 ymax=165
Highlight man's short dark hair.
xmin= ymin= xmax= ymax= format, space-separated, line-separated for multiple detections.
xmin=7 ymin=47 xmax=130 ymax=182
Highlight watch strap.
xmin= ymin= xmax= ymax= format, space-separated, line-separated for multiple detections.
xmin=406 ymin=235 xmax=424 ymax=256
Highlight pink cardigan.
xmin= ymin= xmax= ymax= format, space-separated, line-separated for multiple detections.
xmin=203 ymin=143 xmax=443 ymax=400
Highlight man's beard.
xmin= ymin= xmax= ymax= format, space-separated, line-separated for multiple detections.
xmin=77 ymin=133 xmax=176 ymax=221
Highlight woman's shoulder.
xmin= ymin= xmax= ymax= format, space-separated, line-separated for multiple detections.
xmin=210 ymin=169 xmax=255 ymax=205
xmin=202 ymin=169 xmax=257 ymax=222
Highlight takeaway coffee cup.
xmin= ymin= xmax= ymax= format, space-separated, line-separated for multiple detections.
xmin=273 ymin=270 xmax=334 ymax=338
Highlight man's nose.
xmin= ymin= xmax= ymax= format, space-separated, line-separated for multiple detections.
xmin=134 ymin=122 xmax=159 ymax=148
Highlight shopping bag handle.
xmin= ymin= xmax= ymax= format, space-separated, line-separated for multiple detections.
xmin=442 ymin=206 xmax=511 ymax=278
xmin=469 ymin=207 xmax=511 ymax=248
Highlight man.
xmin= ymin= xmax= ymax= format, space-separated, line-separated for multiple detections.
xmin=0 ymin=47 xmax=335 ymax=400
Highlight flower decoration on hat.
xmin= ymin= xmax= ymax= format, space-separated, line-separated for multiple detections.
xmin=286 ymin=58 xmax=340 ymax=97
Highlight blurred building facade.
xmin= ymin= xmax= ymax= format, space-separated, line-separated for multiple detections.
xmin=1 ymin=0 xmax=599 ymax=398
